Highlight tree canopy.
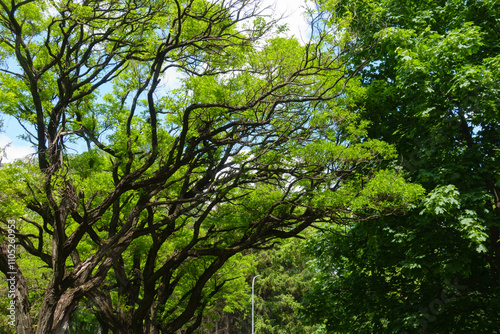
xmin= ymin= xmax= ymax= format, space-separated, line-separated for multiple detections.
xmin=0 ymin=0 xmax=420 ymax=333
xmin=304 ymin=0 xmax=500 ymax=332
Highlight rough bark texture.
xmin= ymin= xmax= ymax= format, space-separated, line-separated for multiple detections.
xmin=0 ymin=244 xmax=33 ymax=334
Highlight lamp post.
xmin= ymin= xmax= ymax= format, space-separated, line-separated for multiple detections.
xmin=251 ymin=274 xmax=261 ymax=334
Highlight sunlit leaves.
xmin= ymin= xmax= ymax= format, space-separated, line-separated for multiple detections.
xmin=0 ymin=161 xmax=42 ymax=218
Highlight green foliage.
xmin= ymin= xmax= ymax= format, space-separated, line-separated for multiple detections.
xmin=253 ymin=237 xmax=323 ymax=334
xmin=304 ymin=0 xmax=500 ymax=332
xmin=0 ymin=160 xmax=46 ymax=221
xmin=194 ymin=236 xmax=326 ymax=334
xmin=304 ymin=210 xmax=500 ymax=333
xmin=350 ymin=169 xmax=425 ymax=212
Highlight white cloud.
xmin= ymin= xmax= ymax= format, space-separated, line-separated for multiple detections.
xmin=158 ymin=66 xmax=184 ymax=94
xmin=0 ymin=134 xmax=35 ymax=163
xmin=263 ymin=0 xmax=312 ymax=43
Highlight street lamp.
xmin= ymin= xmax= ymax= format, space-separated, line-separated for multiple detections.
xmin=251 ymin=275 xmax=261 ymax=334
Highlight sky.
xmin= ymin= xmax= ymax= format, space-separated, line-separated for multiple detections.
xmin=268 ymin=0 xmax=311 ymax=41
xmin=0 ymin=0 xmax=310 ymax=163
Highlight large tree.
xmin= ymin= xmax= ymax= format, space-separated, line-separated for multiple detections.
xmin=0 ymin=0 xmax=414 ymax=333
xmin=304 ymin=0 xmax=500 ymax=332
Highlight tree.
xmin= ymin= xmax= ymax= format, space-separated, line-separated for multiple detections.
xmin=0 ymin=0 xmax=411 ymax=333
xmin=304 ymin=0 xmax=500 ymax=332
xmin=194 ymin=235 xmax=325 ymax=334
xmin=250 ymin=236 xmax=323 ymax=334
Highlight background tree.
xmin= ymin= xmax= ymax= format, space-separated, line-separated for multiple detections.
xmin=251 ymin=237 xmax=321 ymax=334
xmin=0 ymin=0 xmax=417 ymax=333
xmin=304 ymin=0 xmax=500 ymax=332
xmin=194 ymin=235 xmax=325 ymax=334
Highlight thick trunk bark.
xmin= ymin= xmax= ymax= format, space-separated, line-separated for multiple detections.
xmin=15 ymin=270 xmax=33 ymax=334
xmin=35 ymin=283 xmax=80 ymax=334
xmin=0 ymin=243 xmax=34 ymax=334
xmin=35 ymin=285 xmax=60 ymax=334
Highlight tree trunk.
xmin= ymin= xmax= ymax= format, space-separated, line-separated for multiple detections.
xmin=15 ymin=270 xmax=33 ymax=334
xmin=0 ymin=243 xmax=34 ymax=334
xmin=35 ymin=284 xmax=80 ymax=334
